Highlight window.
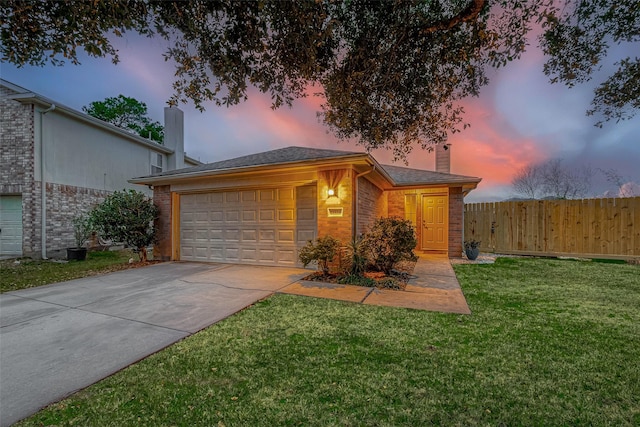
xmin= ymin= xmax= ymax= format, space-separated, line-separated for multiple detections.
xmin=151 ymin=152 xmax=163 ymax=174
xmin=404 ymin=194 xmax=417 ymax=229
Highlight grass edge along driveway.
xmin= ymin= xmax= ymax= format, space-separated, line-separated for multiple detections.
xmin=16 ymin=258 xmax=640 ymax=426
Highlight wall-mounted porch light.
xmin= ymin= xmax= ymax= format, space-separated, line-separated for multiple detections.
xmin=327 ymin=188 xmax=336 ymax=197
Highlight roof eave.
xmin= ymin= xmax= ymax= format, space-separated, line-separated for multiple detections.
xmin=5 ymin=92 xmax=174 ymax=154
xmin=129 ymin=153 xmax=375 ymax=185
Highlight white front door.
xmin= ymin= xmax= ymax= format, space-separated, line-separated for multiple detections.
xmin=0 ymin=195 xmax=23 ymax=256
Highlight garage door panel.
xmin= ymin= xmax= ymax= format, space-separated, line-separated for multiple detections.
xmin=277 ymin=249 xmax=295 ymax=264
xmin=225 ymin=229 xmax=240 ymax=241
xmin=210 ymin=210 xmax=223 ymax=221
xmin=297 ymin=208 xmax=315 ymax=221
xmin=259 ymin=210 xmax=275 ymax=222
xmin=241 ymin=248 xmax=257 ymax=262
xmin=242 ymin=229 xmax=257 ymax=242
xmin=225 ymin=192 xmax=240 ymax=202
xmin=242 ymin=210 xmax=257 ymax=222
xmin=278 ymin=230 xmax=294 ymax=243
xmin=260 ymin=189 xmax=275 ymax=201
xmin=298 ymin=229 xmax=315 ymax=242
xmin=225 ymin=211 xmax=240 ymax=222
xmin=242 ymin=190 xmax=257 ymax=202
xmin=278 ymin=210 xmax=294 ymax=221
xmin=260 ymin=229 xmax=275 ymax=242
xmin=278 ymin=188 xmax=294 ymax=200
xmin=180 ymin=185 xmax=316 ymax=266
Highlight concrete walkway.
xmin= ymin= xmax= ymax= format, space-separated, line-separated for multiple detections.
xmin=279 ymin=254 xmax=471 ymax=314
xmin=0 ymin=262 xmax=308 ymax=427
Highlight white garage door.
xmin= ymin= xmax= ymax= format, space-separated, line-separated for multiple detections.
xmin=0 ymin=195 xmax=23 ymax=256
xmin=180 ymin=185 xmax=317 ymax=266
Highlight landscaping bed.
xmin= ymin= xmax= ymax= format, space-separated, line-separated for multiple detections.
xmin=302 ymin=259 xmax=417 ymax=290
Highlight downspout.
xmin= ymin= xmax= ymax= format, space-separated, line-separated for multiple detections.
xmin=39 ymin=104 xmax=55 ymax=259
xmin=353 ymin=165 xmax=375 ymax=241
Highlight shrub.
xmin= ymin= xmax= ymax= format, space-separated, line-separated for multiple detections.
xmin=90 ymin=190 xmax=159 ymax=262
xmin=362 ymin=217 xmax=417 ymax=274
xmin=345 ymin=237 xmax=367 ymax=276
xmin=337 ymin=274 xmax=376 ymax=287
xmin=298 ymin=235 xmax=341 ymax=275
xmin=71 ymin=213 xmax=93 ymax=249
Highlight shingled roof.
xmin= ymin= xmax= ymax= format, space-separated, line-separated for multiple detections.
xmin=132 ymin=145 xmax=480 ymax=187
xmin=148 ymin=146 xmax=364 ymax=177
xmin=381 ymin=164 xmax=480 ymax=186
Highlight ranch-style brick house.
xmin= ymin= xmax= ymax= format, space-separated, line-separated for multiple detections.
xmin=131 ymin=145 xmax=481 ymax=266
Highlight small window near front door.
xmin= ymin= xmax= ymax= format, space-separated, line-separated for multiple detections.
xmin=404 ymin=194 xmax=417 ymax=229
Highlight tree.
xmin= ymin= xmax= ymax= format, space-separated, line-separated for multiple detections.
xmin=90 ymin=190 xmax=159 ymax=262
xmin=600 ymin=168 xmax=640 ymax=198
xmin=83 ymin=95 xmax=164 ymax=143
xmin=2 ymin=1 xmax=637 ymax=159
xmin=511 ymin=159 xmax=594 ymax=199
xmin=512 ymin=164 xmax=544 ymax=199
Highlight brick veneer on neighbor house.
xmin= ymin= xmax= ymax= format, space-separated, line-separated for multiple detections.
xmin=1 ymin=87 xmax=111 ymax=257
xmin=1 ymin=86 xmax=38 ymax=255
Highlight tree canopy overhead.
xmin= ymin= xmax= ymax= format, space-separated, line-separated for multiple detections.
xmin=83 ymin=95 xmax=164 ymax=143
xmin=2 ymin=0 xmax=638 ymax=160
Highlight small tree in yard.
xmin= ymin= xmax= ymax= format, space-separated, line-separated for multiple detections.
xmin=298 ymin=236 xmax=341 ymax=276
xmin=90 ymin=190 xmax=159 ymax=262
xmin=362 ymin=217 xmax=417 ymax=275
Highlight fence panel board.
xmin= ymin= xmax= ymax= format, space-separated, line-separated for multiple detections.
xmin=464 ymin=197 xmax=640 ymax=259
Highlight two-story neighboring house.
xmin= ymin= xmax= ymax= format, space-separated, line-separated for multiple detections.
xmin=0 ymin=79 xmax=201 ymax=258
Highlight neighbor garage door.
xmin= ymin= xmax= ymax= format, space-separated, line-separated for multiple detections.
xmin=180 ymin=185 xmax=316 ymax=265
xmin=0 ymin=195 xmax=23 ymax=257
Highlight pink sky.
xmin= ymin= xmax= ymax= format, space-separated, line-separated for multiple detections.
xmin=2 ymin=34 xmax=638 ymax=202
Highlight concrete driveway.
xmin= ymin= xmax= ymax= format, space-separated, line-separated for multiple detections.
xmin=0 ymin=262 xmax=308 ymax=427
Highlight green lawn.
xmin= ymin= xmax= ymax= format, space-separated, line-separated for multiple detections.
xmin=17 ymin=258 xmax=640 ymax=426
xmin=0 ymin=250 xmax=140 ymax=293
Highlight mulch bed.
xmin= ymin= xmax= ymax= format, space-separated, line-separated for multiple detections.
xmin=301 ymin=259 xmax=418 ymax=291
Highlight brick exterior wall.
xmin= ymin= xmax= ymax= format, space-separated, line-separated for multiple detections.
xmin=317 ymin=169 xmax=354 ymax=244
xmin=1 ymin=88 xmax=37 ymax=255
xmin=448 ymin=186 xmax=464 ymax=257
xmin=153 ymin=185 xmax=172 ymax=261
xmin=387 ymin=190 xmax=405 ymax=218
xmin=44 ymin=183 xmax=110 ymax=257
xmin=356 ymin=176 xmax=386 ymax=236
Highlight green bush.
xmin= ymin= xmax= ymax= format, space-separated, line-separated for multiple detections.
xmin=337 ymin=274 xmax=376 ymax=287
xmin=90 ymin=190 xmax=159 ymax=262
xmin=298 ymin=235 xmax=341 ymax=275
xmin=362 ymin=217 xmax=417 ymax=274
xmin=345 ymin=237 xmax=367 ymax=276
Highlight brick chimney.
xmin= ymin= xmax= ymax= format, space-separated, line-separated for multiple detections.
xmin=164 ymin=106 xmax=184 ymax=171
xmin=435 ymin=143 xmax=451 ymax=173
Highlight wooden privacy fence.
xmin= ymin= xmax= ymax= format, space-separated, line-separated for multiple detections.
xmin=464 ymin=197 xmax=640 ymax=260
